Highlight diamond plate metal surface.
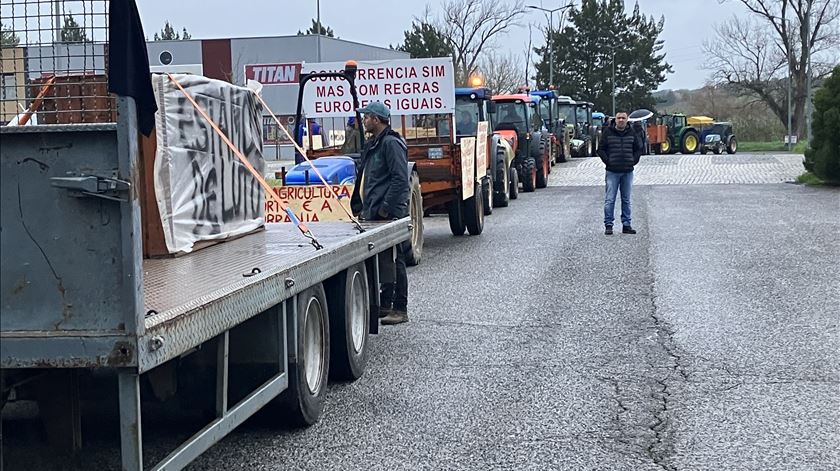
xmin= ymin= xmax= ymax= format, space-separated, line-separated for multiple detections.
xmin=137 ymin=219 xmax=410 ymax=372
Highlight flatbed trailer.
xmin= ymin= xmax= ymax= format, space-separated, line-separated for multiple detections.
xmin=1 ymin=97 xmax=409 ymax=471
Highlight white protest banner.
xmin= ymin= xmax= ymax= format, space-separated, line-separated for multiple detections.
xmin=460 ymin=137 xmax=476 ymax=200
xmin=476 ymin=121 xmax=489 ymax=176
xmin=151 ymin=73 xmax=265 ymax=255
xmin=301 ymin=57 xmax=455 ymax=117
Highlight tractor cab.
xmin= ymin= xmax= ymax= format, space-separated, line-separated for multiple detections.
xmin=454 ymin=86 xmax=495 ymax=140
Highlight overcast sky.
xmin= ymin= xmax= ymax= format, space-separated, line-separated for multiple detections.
xmin=136 ymin=0 xmax=749 ymax=91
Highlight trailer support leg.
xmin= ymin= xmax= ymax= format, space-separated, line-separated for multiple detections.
xmin=215 ymin=332 xmax=230 ymax=417
xmin=118 ymin=371 xmax=143 ymax=471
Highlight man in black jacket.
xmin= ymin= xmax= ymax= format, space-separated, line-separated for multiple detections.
xmin=355 ymin=101 xmax=410 ymax=325
xmin=597 ymin=111 xmax=643 ymax=235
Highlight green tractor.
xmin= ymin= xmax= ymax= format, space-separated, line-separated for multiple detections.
xmin=657 ymin=113 xmax=701 ymax=154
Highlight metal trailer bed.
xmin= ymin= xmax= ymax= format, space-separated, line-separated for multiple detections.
xmin=1 ymin=98 xmax=410 ymax=470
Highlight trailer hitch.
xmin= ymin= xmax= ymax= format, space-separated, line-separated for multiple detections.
xmin=50 ymin=174 xmax=131 ymax=202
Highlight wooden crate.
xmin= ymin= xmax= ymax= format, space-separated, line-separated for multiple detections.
xmin=31 ymin=74 xmax=116 ymax=125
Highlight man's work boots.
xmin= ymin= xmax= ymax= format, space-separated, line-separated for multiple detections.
xmin=623 ymin=225 xmax=637 ymax=234
xmin=381 ymin=309 xmax=408 ymax=325
xmin=605 ymin=225 xmax=614 ymax=235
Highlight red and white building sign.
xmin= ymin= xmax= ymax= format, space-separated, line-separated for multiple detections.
xmin=244 ymin=63 xmax=301 ymax=85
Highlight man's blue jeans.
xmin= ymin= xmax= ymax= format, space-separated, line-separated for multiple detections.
xmin=604 ymin=170 xmax=633 ymax=226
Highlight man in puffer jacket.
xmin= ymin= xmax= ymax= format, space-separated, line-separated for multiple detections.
xmin=597 ymin=111 xmax=643 ymax=235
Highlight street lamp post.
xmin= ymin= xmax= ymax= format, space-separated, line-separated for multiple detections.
xmin=526 ymin=3 xmax=573 ymax=88
xmin=315 ymin=0 xmax=322 ymax=62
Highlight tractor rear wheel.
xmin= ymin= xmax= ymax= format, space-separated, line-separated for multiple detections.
xmin=522 ymin=158 xmax=536 ymax=193
xmin=726 ymin=137 xmax=738 ymax=154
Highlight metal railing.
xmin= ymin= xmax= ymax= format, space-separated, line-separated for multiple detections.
xmin=1 ymin=0 xmax=112 ymax=125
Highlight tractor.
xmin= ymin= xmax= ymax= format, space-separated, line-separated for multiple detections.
xmin=556 ymin=97 xmax=598 ymax=157
xmin=699 ymin=121 xmax=738 ymax=155
xmin=491 ymin=94 xmax=550 ymax=191
xmin=651 ymin=113 xmax=701 ymax=154
xmin=455 ymin=86 xmax=516 ymax=209
xmin=530 ymin=89 xmax=572 ymax=163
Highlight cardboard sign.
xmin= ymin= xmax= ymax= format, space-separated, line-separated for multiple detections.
xmin=476 ymin=121 xmax=489 ymax=174
xmin=301 ymin=58 xmax=455 ymax=117
xmin=151 ymin=73 xmax=265 ymax=255
xmin=460 ymin=137 xmax=476 ymax=200
xmin=265 ymin=184 xmax=355 ymax=223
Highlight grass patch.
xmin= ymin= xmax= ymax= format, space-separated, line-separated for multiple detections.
xmin=737 ymin=141 xmax=809 ymax=153
xmin=795 ymin=171 xmax=824 ymax=186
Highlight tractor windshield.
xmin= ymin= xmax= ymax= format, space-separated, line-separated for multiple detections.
xmin=575 ymin=106 xmax=589 ymax=125
xmin=661 ymin=115 xmax=675 ymax=128
xmin=556 ymin=104 xmax=575 ymax=124
xmin=494 ymin=102 xmax=527 ymax=129
xmin=539 ymin=100 xmax=552 ymax=123
xmin=455 ymin=97 xmax=480 ymax=136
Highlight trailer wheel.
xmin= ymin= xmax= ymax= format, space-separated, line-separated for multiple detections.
xmin=509 ymin=167 xmax=519 ymax=200
xmin=493 ymin=155 xmax=510 ymax=208
xmin=463 ymin=183 xmax=484 ymax=236
xmin=282 ymin=284 xmax=330 ymax=427
xmin=405 ymin=172 xmax=424 ymax=266
xmin=448 ymin=198 xmax=466 ymax=236
xmin=522 ymin=158 xmax=536 ymax=192
xmin=326 ymin=263 xmax=369 ymax=381
xmin=536 ymin=152 xmax=548 ymax=189
xmin=482 ymin=175 xmax=493 ymax=216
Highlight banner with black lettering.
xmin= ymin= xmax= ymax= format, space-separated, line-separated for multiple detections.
xmin=152 ymin=73 xmax=265 ymax=254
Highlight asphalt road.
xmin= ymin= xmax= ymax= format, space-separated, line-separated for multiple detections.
xmin=188 ymin=155 xmax=839 ymax=470
xmin=4 ymin=154 xmax=838 ymax=470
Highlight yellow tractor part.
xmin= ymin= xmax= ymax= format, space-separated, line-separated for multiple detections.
xmin=687 ymin=116 xmax=714 ymax=126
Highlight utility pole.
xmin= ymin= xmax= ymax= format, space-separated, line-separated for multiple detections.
xmin=804 ymin=3 xmax=812 ymax=146
xmin=612 ymin=49 xmax=616 ymax=116
xmin=787 ymin=19 xmax=793 ymax=151
xmin=316 ymin=0 xmax=322 ymax=62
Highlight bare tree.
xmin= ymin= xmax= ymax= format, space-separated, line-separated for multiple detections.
xmin=706 ymin=0 xmax=840 ymax=136
xmin=477 ymin=50 xmax=524 ymax=94
xmin=438 ymin=0 xmax=526 ymax=85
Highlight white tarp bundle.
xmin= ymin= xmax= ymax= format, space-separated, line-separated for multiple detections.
xmin=151 ymin=73 xmax=265 ymax=254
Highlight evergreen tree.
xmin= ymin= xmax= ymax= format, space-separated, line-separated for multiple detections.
xmin=396 ymin=21 xmax=453 ymax=59
xmin=60 ymin=14 xmax=89 ymax=43
xmin=533 ymin=0 xmax=671 ymax=113
xmin=153 ymin=21 xmax=191 ymax=41
xmin=297 ymin=19 xmax=335 ymax=37
xmin=1 ymin=22 xmax=19 ymax=47
xmin=803 ymin=64 xmax=840 ymax=184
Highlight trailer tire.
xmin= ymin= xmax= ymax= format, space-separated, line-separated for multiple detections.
xmin=463 ymin=183 xmax=484 ymax=236
xmin=509 ymin=167 xmax=519 ymax=200
xmin=405 ymin=173 xmax=423 ymax=266
xmin=493 ymin=156 xmax=510 ymax=208
xmin=482 ymin=175 xmax=493 ymax=216
xmin=282 ymin=284 xmax=330 ymax=427
xmin=326 ymin=263 xmax=369 ymax=381
xmin=448 ymin=198 xmax=466 ymax=236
